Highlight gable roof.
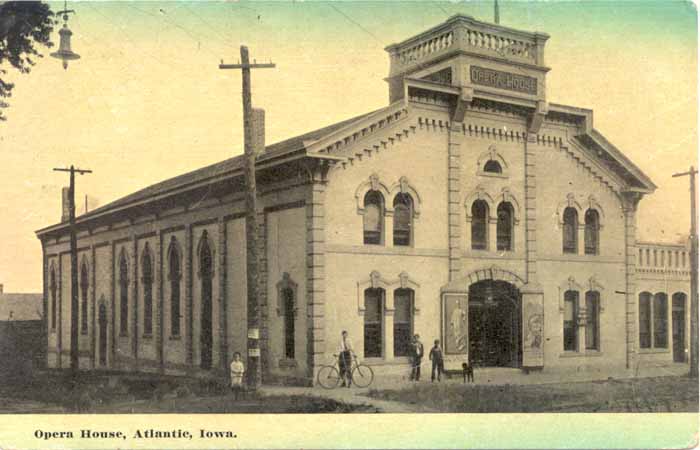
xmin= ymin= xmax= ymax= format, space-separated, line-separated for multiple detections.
xmin=0 ymin=293 xmax=42 ymax=321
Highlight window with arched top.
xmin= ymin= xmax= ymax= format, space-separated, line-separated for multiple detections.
xmin=363 ymin=191 xmax=384 ymax=245
xmin=653 ymin=293 xmax=668 ymax=348
xmin=80 ymin=261 xmax=89 ymax=335
xmin=142 ymin=246 xmax=153 ymax=336
xmin=364 ymin=288 xmax=384 ymax=358
xmin=563 ymin=207 xmax=578 ymax=254
xmin=496 ymin=202 xmax=514 ymax=251
xmin=471 ymin=200 xmax=489 ymax=250
xmin=393 ymin=288 xmax=414 ymax=357
xmin=49 ymin=266 xmax=57 ymax=331
xmin=119 ymin=251 xmax=129 ymax=336
xmin=585 ymin=291 xmax=600 ymax=350
xmin=393 ymin=193 xmax=413 ymax=246
xmin=563 ymin=290 xmax=579 ymax=351
xmin=639 ymin=292 xmax=652 ymax=349
xmin=168 ymin=241 xmax=182 ymax=337
xmin=483 ymin=160 xmax=503 ymax=174
xmin=584 ymin=209 xmax=600 ymax=255
xmin=282 ymin=287 xmax=295 ymax=359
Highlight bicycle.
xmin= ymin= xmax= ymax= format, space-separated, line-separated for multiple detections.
xmin=316 ymin=353 xmax=374 ymax=389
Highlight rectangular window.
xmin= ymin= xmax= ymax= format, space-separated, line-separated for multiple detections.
xmin=563 ymin=291 xmax=578 ymax=351
xmin=393 ymin=289 xmax=413 ymax=357
xmin=639 ymin=293 xmax=651 ymax=349
xmin=653 ymin=294 xmax=668 ymax=348
xmin=364 ymin=288 xmax=384 ymax=358
xmin=585 ymin=292 xmax=599 ymax=350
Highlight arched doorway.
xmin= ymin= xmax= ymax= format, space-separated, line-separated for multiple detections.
xmin=200 ymin=237 xmax=213 ymax=370
xmin=98 ymin=303 xmax=107 ymax=367
xmin=468 ymin=280 xmax=522 ymax=368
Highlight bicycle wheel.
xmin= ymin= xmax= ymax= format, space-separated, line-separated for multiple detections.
xmin=316 ymin=365 xmax=341 ymax=389
xmin=351 ymin=363 xmax=374 ymax=388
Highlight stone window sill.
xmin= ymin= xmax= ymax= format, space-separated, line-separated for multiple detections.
xmin=169 ymin=335 xmax=181 ymax=341
xmin=639 ymin=348 xmax=670 ymax=354
xmin=559 ymin=351 xmax=603 ymax=358
xmin=142 ymin=334 xmax=153 ymax=340
xmin=477 ymin=171 xmax=508 ymax=179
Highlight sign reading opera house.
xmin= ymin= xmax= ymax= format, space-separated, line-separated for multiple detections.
xmin=36 ymin=15 xmax=691 ymax=383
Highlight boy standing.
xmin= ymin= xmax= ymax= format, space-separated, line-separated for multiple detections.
xmin=410 ymin=334 xmax=424 ymax=381
xmin=429 ymin=339 xmax=444 ymax=382
xmin=230 ymin=352 xmax=245 ymax=400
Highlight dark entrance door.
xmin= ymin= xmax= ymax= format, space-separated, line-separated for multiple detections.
xmin=468 ymin=280 xmax=522 ymax=368
xmin=200 ymin=241 xmax=213 ymax=370
xmin=98 ymin=304 xmax=107 ymax=367
xmin=672 ymin=294 xmax=686 ymax=362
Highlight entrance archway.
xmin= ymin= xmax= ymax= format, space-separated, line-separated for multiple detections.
xmin=468 ymin=280 xmax=522 ymax=368
xmin=98 ymin=303 xmax=107 ymax=367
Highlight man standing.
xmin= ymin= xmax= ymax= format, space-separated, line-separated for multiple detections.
xmin=338 ymin=330 xmax=353 ymax=388
xmin=410 ymin=334 xmax=424 ymax=381
xmin=429 ymin=339 xmax=445 ymax=382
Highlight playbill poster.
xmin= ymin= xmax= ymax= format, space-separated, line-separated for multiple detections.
xmin=0 ymin=1 xmax=697 ymax=449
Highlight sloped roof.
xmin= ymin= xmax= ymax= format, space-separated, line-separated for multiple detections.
xmin=0 ymin=293 xmax=42 ymax=321
xmin=36 ymin=107 xmax=384 ymax=235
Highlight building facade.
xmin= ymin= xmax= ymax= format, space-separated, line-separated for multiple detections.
xmin=36 ymin=15 xmax=692 ymax=384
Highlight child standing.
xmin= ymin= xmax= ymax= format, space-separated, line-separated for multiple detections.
xmin=429 ymin=339 xmax=444 ymax=382
xmin=230 ymin=352 xmax=245 ymax=400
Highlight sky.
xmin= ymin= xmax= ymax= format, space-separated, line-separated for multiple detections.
xmin=0 ymin=1 xmax=697 ymax=292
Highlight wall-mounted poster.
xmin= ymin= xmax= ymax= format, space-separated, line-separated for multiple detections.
xmin=442 ymin=293 xmax=469 ymax=356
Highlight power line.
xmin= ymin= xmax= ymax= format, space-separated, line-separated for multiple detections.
xmin=328 ymin=4 xmax=381 ymax=44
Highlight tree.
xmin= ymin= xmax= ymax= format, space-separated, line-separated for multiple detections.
xmin=0 ymin=1 xmax=54 ymax=121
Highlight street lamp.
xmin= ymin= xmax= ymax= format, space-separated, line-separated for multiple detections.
xmin=50 ymin=1 xmax=80 ymax=70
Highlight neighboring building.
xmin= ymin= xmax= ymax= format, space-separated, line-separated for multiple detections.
xmin=0 ymin=285 xmax=45 ymax=377
xmin=35 ymin=15 xmax=691 ymax=384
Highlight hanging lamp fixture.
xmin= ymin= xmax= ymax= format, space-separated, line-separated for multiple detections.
xmin=50 ymin=0 xmax=80 ymax=70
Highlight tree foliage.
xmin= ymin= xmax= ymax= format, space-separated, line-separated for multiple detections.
xmin=0 ymin=1 xmax=54 ymax=121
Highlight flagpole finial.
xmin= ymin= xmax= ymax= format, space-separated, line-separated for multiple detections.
xmin=495 ymin=0 xmax=500 ymax=24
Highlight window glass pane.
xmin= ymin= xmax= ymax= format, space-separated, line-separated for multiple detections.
xmin=393 ymin=195 xmax=412 ymax=246
xmin=584 ymin=209 xmax=599 ymax=255
xmin=563 ymin=291 xmax=578 ymax=351
xmin=639 ymin=293 xmax=651 ymax=348
xmin=654 ymin=293 xmax=668 ymax=348
xmin=363 ymin=191 xmax=383 ymax=245
xmin=563 ymin=207 xmax=578 ymax=253
xmin=80 ymin=264 xmax=89 ymax=334
xmin=585 ymin=291 xmax=599 ymax=350
xmin=471 ymin=201 xmax=488 ymax=250
xmin=283 ymin=288 xmax=295 ymax=359
xmin=394 ymin=289 xmax=412 ymax=323
xmin=364 ymin=289 xmax=384 ymax=357
xmin=484 ymin=160 xmax=502 ymax=173
xmin=496 ymin=202 xmax=513 ymax=251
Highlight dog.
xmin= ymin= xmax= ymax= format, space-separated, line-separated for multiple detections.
xmin=462 ymin=362 xmax=474 ymax=383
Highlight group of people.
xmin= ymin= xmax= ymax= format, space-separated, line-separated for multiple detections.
xmin=408 ymin=334 xmax=446 ymax=382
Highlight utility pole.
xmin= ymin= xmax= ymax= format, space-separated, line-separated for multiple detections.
xmin=673 ymin=166 xmax=698 ymax=378
xmin=219 ymin=47 xmax=275 ymax=389
xmin=494 ymin=0 xmax=500 ymax=24
xmin=54 ymin=165 xmax=92 ymax=379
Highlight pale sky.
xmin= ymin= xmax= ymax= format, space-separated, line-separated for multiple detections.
xmin=0 ymin=1 xmax=697 ymax=292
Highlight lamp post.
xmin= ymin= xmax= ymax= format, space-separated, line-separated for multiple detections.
xmin=50 ymin=0 xmax=80 ymax=70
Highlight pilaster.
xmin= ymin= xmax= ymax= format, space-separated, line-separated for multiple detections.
xmin=57 ymin=254 xmax=62 ymax=368
xmin=131 ymin=236 xmax=138 ymax=367
xmin=185 ymin=225 xmax=194 ymax=366
xmin=622 ymin=192 xmax=642 ymax=369
xmin=524 ymin=133 xmax=538 ymax=283
xmin=306 ymin=175 xmax=327 ymax=384
xmin=256 ymin=209 xmax=268 ymax=381
xmin=156 ymin=229 xmax=164 ymax=372
xmin=448 ymin=122 xmax=462 ymax=281
xmin=90 ymin=244 xmax=96 ymax=369
xmin=218 ymin=218 xmax=228 ymax=370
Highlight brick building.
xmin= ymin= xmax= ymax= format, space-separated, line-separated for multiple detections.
xmin=0 ymin=285 xmax=45 ymax=378
xmin=36 ymin=15 xmax=691 ymax=384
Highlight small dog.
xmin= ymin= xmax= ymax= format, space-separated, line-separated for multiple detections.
xmin=462 ymin=362 xmax=474 ymax=383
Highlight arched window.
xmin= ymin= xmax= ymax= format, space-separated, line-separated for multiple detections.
xmin=563 ymin=207 xmax=578 ymax=254
xmin=142 ymin=246 xmax=153 ymax=336
xmin=282 ymin=287 xmax=295 ymax=359
xmin=496 ymin=202 xmax=514 ymax=251
xmin=653 ymin=293 xmax=668 ymax=348
xmin=119 ymin=251 xmax=129 ymax=336
xmin=563 ymin=290 xmax=579 ymax=351
xmin=80 ymin=261 xmax=89 ymax=335
xmin=585 ymin=291 xmax=600 ymax=350
xmin=483 ymin=160 xmax=502 ymax=174
xmin=393 ymin=193 xmax=413 ymax=246
xmin=638 ymin=292 xmax=652 ymax=349
xmin=364 ymin=288 xmax=384 ymax=358
xmin=393 ymin=288 xmax=414 ymax=357
xmin=168 ymin=242 xmax=182 ymax=337
xmin=49 ymin=267 xmax=57 ymax=331
xmin=363 ymin=191 xmax=384 ymax=245
xmin=471 ymin=200 xmax=489 ymax=250
xmin=584 ymin=209 xmax=600 ymax=255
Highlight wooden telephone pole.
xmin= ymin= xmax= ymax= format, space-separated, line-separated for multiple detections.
xmin=53 ymin=165 xmax=92 ymax=378
xmin=673 ymin=166 xmax=698 ymax=378
xmin=219 ymin=46 xmax=275 ymax=389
